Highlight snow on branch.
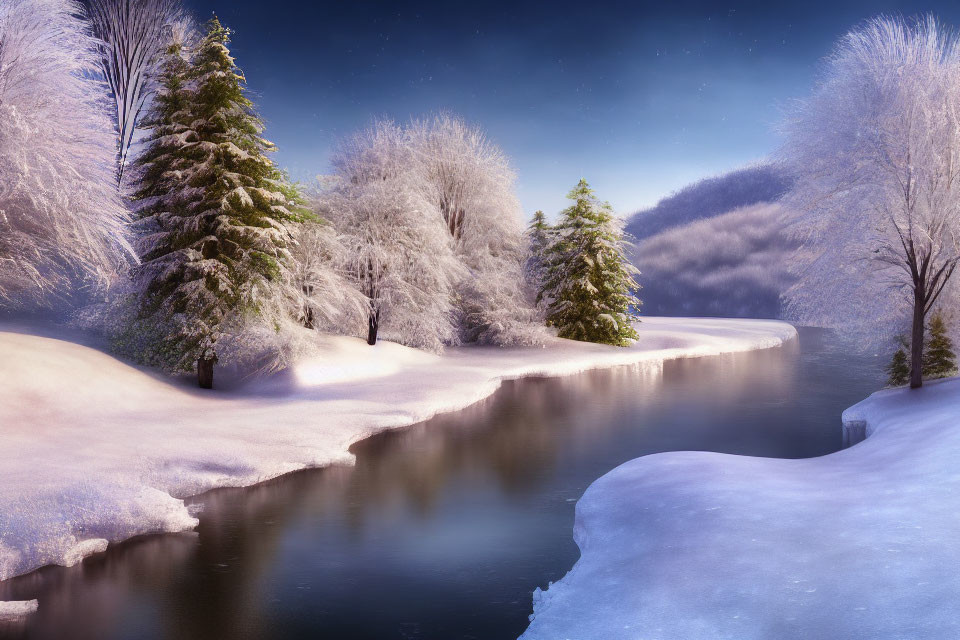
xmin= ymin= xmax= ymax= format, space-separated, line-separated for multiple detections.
xmin=780 ymin=15 xmax=960 ymax=358
xmin=408 ymin=113 xmax=547 ymax=345
xmin=87 ymin=0 xmax=193 ymax=185
xmin=0 ymin=0 xmax=133 ymax=308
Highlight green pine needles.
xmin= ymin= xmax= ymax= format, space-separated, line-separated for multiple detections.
xmin=132 ymin=16 xmax=308 ymax=387
xmin=886 ymin=335 xmax=910 ymax=387
xmin=538 ymin=179 xmax=641 ymax=346
xmin=526 ymin=209 xmax=552 ymax=294
xmin=886 ymin=312 xmax=957 ymax=387
xmin=923 ymin=312 xmax=957 ymax=379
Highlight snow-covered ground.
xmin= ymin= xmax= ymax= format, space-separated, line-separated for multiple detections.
xmin=0 ymin=317 xmax=794 ymax=585
xmin=522 ymin=375 xmax=960 ymax=639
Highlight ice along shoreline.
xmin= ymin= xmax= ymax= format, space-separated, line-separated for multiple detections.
xmin=0 ymin=317 xmax=796 ymax=587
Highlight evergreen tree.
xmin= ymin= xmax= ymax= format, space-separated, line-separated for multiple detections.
xmin=133 ymin=38 xmax=193 ymax=214
xmin=539 ymin=179 xmax=641 ymax=346
xmin=886 ymin=334 xmax=910 ymax=387
xmin=132 ymin=16 xmax=306 ymax=388
xmin=525 ymin=209 xmax=552 ymax=297
xmin=527 ymin=210 xmax=551 ymax=264
xmin=923 ymin=312 xmax=957 ymax=379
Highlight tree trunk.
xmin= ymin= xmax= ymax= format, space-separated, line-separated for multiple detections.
xmin=367 ymin=311 xmax=379 ymax=346
xmin=910 ymin=286 xmax=926 ymax=389
xmin=198 ymin=356 xmax=215 ymax=389
xmin=302 ymin=285 xmax=315 ymax=329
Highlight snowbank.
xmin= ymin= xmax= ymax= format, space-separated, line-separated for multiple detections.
xmin=0 ymin=599 xmax=37 ymax=621
xmin=0 ymin=317 xmax=794 ymax=583
xmin=522 ymin=376 xmax=960 ymax=639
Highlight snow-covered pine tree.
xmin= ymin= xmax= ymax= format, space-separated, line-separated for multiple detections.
xmin=923 ymin=312 xmax=957 ymax=379
xmin=132 ymin=16 xmax=306 ymax=388
xmin=540 ymin=179 xmax=641 ymax=346
xmin=526 ymin=209 xmax=552 ymax=296
xmin=133 ymin=37 xmax=193 ymax=215
xmin=886 ymin=335 xmax=910 ymax=387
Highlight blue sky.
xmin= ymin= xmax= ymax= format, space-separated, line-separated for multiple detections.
xmin=182 ymin=0 xmax=960 ymax=219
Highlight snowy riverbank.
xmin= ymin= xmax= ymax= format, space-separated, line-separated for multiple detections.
xmin=521 ymin=374 xmax=960 ymax=639
xmin=0 ymin=317 xmax=794 ymax=586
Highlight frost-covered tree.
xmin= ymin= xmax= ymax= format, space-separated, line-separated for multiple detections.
xmin=409 ymin=113 xmax=544 ymax=345
xmin=326 ymin=120 xmax=463 ymax=350
xmin=132 ymin=16 xmax=305 ymax=388
xmin=923 ymin=312 xmax=957 ymax=379
xmin=285 ymin=220 xmax=367 ymax=331
xmin=87 ymin=0 xmax=192 ymax=185
xmin=540 ymin=179 xmax=641 ymax=346
xmin=0 ymin=0 xmax=132 ymax=308
xmin=408 ymin=113 xmax=516 ymax=244
xmin=780 ymin=16 xmax=960 ymax=388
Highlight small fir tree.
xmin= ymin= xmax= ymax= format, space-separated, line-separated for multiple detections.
xmin=886 ymin=334 xmax=910 ymax=387
xmin=539 ymin=179 xmax=641 ymax=346
xmin=923 ymin=312 xmax=957 ymax=379
xmin=132 ymin=16 xmax=306 ymax=388
xmin=526 ymin=209 xmax=552 ymax=296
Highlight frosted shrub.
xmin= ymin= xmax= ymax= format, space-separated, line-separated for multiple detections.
xmin=285 ymin=221 xmax=368 ymax=333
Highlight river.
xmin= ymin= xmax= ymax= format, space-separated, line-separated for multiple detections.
xmin=0 ymin=327 xmax=884 ymax=639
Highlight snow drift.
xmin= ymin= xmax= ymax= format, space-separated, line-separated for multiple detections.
xmin=522 ymin=378 xmax=960 ymax=639
xmin=0 ymin=318 xmax=794 ymax=583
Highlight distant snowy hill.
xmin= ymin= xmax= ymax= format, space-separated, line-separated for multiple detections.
xmin=625 ymin=164 xmax=792 ymax=241
xmin=627 ymin=164 xmax=796 ymax=318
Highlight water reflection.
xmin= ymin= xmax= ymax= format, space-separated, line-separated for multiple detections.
xmin=0 ymin=329 xmax=882 ymax=640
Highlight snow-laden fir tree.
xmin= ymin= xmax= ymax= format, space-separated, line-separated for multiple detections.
xmin=886 ymin=335 xmax=910 ymax=387
xmin=132 ymin=35 xmax=193 ymax=215
xmin=539 ymin=179 xmax=641 ymax=346
xmin=132 ymin=16 xmax=306 ymax=388
xmin=326 ymin=119 xmax=463 ymax=351
xmin=923 ymin=312 xmax=957 ymax=379
xmin=525 ymin=209 xmax=552 ymax=301
xmin=0 ymin=0 xmax=133 ymax=308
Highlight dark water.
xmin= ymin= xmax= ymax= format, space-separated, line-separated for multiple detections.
xmin=0 ymin=328 xmax=884 ymax=640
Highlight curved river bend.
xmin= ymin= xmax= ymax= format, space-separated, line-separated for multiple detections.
xmin=0 ymin=328 xmax=883 ymax=639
